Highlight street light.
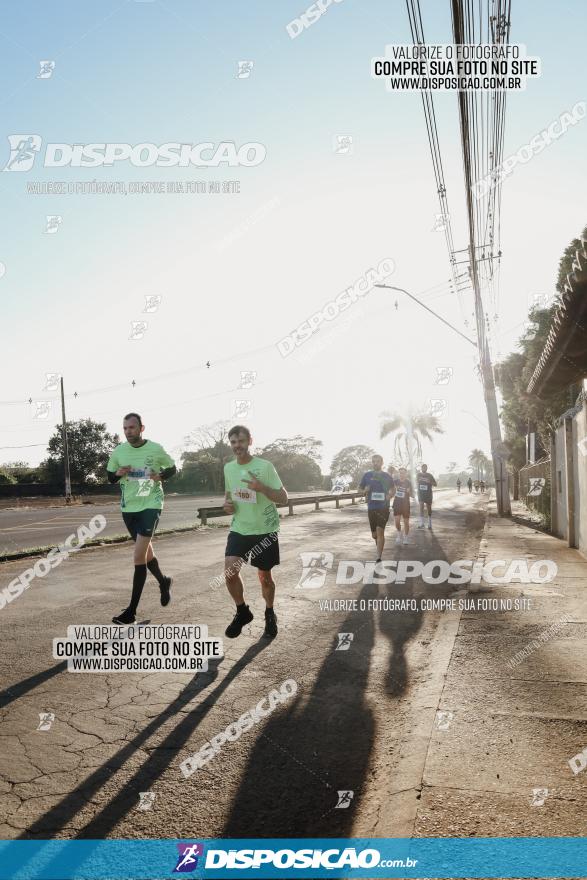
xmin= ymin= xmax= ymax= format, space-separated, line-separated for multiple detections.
xmin=374 ymin=283 xmax=477 ymax=347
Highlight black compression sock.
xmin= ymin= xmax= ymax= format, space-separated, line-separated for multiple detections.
xmin=129 ymin=564 xmax=148 ymax=613
xmin=147 ymin=557 xmax=165 ymax=586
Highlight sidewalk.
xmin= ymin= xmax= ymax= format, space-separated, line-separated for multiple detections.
xmin=414 ymin=499 xmax=587 ymax=836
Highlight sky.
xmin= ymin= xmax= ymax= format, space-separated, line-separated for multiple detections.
xmin=0 ymin=0 xmax=585 ymax=478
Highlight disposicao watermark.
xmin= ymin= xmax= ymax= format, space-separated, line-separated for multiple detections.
xmin=296 ymin=553 xmax=558 ymax=588
xmin=472 ymin=101 xmax=586 ymax=198
xmin=4 ymin=137 xmax=266 ymax=171
xmin=277 ymin=258 xmax=394 ymax=357
xmin=506 ymin=614 xmax=571 ymax=670
xmin=179 ymin=678 xmax=297 ymax=778
xmin=0 ymin=515 xmax=107 ymax=609
xmin=286 ymin=0 xmax=344 ymax=40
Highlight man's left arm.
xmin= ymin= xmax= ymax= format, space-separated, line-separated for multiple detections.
xmin=151 ymin=447 xmax=177 ymax=482
xmin=431 ymin=475 xmax=438 ymax=487
xmin=245 ymin=463 xmax=288 ymax=505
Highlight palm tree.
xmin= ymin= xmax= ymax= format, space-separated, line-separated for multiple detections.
xmin=379 ymin=411 xmax=444 ymax=480
xmin=468 ymin=448 xmax=491 ymax=480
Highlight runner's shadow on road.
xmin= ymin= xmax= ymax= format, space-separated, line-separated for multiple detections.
xmin=18 ymin=639 xmax=271 ymax=847
xmin=222 ymin=583 xmax=377 ymax=838
xmin=0 ymin=619 xmax=153 ymax=710
xmin=377 ymin=530 xmax=460 ymax=696
xmin=0 ymin=661 xmax=67 ymax=710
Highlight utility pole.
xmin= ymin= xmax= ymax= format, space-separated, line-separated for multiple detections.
xmin=449 ymin=0 xmax=511 ymax=517
xmin=467 ymin=246 xmax=511 ymax=516
xmin=60 ymin=377 xmax=72 ymax=503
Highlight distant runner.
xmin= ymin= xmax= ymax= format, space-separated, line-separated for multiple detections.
xmin=457 ymin=478 xmax=462 ymax=493
xmin=392 ymin=467 xmax=414 ymax=545
xmin=359 ymin=454 xmax=394 ymax=562
xmin=222 ymin=425 xmax=288 ymax=639
xmin=467 ymin=477 xmax=473 ymax=493
xmin=474 ymin=479 xmax=480 ymax=493
xmin=107 ymin=413 xmax=176 ymax=624
xmin=480 ymin=479 xmax=486 ymax=493
xmin=416 ymin=463 xmax=437 ymax=530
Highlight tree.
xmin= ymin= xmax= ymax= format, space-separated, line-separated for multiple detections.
xmin=379 ymin=411 xmax=444 ymax=466
xmin=40 ymin=419 xmax=120 ymax=487
xmin=0 ymin=461 xmax=39 ymax=483
xmin=262 ymin=435 xmax=323 ymax=463
xmin=496 ymin=306 xmax=570 ymax=479
xmin=259 ymin=437 xmax=323 ymax=491
xmin=180 ymin=422 xmax=233 ymax=493
xmin=330 ymin=445 xmax=376 ymax=488
xmin=446 ymin=461 xmax=458 ymax=473
xmin=497 ymin=225 xmax=587 ymax=484
xmin=0 ymin=469 xmax=16 ymax=485
xmin=556 ymin=224 xmax=587 ymax=294
xmin=468 ymin=449 xmax=491 ymax=480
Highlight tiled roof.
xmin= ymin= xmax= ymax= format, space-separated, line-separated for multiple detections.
xmin=527 ymin=235 xmax=587 ymax=396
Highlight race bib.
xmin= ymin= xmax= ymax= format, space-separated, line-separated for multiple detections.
xmin=127 ymin=467 xmax=151 ymax=481
xmin=419 ymin=483 xmax=429 ymax=492
xmin=371 ymin=492 xmax=385 ymax=501
xmin=395 ymin=489 xmax=406 ymax=499
xmin=233 ymin=488 xmax=257 ymax=504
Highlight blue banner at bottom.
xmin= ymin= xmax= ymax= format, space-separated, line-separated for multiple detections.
xmin=1 ymin=837 xmax=587 ymax=879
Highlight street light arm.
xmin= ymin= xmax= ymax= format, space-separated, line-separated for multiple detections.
xmin=374 ymin=284 xmax=477 ymax=347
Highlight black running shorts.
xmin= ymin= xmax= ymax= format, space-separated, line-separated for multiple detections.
xmin=368 ymin=508 xmax=390 ymax=532
xmin=225 ymin=531 xmax=280 ymax=571
xmin=122 ymin=508 xmax=161 ymax=539
xmin=392 ymin=497 xmax=411 ymax=517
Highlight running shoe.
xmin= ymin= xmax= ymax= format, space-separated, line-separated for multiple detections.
xmin=225 ymin=604 xmax=254 ymax=638
xmin=376 ymin=557 xmax=382 ymax=563
xmin=264 ymin=608 xmax=278 ymax=638
xmin=159 ymin=576 xmax=172 ymax=607
xmin=402 ymin=535 xmax=410 ymax=545
xmin=395 ymin=533 xmax=402 ymax=545
xmin=112 ymin=608 xmax=136 ymax=624
xmin=428 ymin=522 xmax=432 ymax=530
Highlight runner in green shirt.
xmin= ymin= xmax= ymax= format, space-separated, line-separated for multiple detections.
xmin=222 ymin=424 xmax=288 ymax=639
xmin=106 ymin=412 xmax=176 ymax=624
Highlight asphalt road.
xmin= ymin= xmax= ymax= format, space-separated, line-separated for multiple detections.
xmin=0 ymin=489 xmax=489 ymax=842
xmin=0 ymin=491 xmax=336 ymax=556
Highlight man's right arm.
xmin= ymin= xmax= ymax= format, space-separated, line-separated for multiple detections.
xmin=223 ymin=467 xmax=235 ymax=514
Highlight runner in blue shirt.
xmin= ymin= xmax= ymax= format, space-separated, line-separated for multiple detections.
xmin=359 ymin=455 xmax=394 ymax=562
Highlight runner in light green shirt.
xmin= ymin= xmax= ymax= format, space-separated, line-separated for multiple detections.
xmin=223 ymin=456 xmax=283 ymax=535
xmin=106 ymin=412 xmax=176 ymax=626
xmin=107 ymin=439 xmax=175 ymax=512
xmin=221 ymin=425 xmax=288 ymax=641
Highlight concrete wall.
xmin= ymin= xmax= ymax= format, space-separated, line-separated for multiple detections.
xmin=552 ymin=423 xmax=568 ymax=539
xmin=551 ymin=397 xmax=587 ymax=556
xmin=574 ymin=403 xmax=587 ymax=556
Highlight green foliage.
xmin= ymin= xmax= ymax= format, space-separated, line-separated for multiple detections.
xmin=0 ymin=462 xmax=39 ymax=483
xmin=556 ymin=224 xmax=587 ymax=293
xmin=178 ymin=432 xmax=323 ymax=493
xmin=495 ymin=307 xmax=571 ymax=470
xmin=41 ymin=419 xmax=120 ymax=486
xmin=468 ymin=448 xmax=491 ymax=480
xmin=259 ymin=437 xmax=323 ymax=491
xmin=330 ymin=445 xmax=376 ymax=488
xmin=0 ymin=469 xmax=16 ymax=485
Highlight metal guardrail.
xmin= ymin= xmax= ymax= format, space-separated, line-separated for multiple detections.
xmin=197 ymin=492 xmax=365 ymax=525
